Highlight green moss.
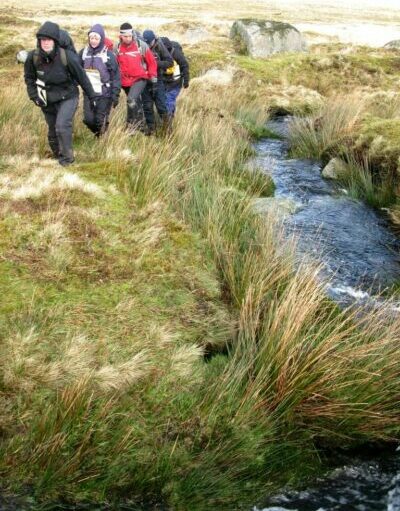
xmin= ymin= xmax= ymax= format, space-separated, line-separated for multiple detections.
xmin=235 ymin=18 xmax=299 ymax=36
xmin=234 ymin=47 xmax=400 ymax=96
xmin=357 ymin=116 xmax=400 ymax=174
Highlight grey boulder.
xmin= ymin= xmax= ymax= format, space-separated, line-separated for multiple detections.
xmin=384 ymin=39 xmax=400 ymax=49
xmin=230 ymin=19 xmax=306 ymax=58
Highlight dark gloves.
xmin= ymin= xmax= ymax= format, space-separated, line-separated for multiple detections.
xmin=112 ymin=97 xmax=119 ymax=109
xmin=33 ymin=97 xmax=46 ymax=107
xmin=183 ymin=82 xmax=189 ymax=89
xmin=90 ymin=98 xmax=97 ymax=111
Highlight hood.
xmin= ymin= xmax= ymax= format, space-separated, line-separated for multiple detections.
xmin=88 ymin=23 xmax=105 ymax=52
xmin=36 ymin=21 xmax=60 ymax=43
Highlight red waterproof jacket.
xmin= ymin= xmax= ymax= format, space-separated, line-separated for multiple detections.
xmin=116 ymin=40 xmax=157 ymax=87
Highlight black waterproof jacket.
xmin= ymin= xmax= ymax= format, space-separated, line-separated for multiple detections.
xmin=149 ymin=38 xmax=173 ymax=80
xmin=24 ymin=21 xmax=95 ymax=104
xmin=160 ymin=37 xmax=190 ymax=90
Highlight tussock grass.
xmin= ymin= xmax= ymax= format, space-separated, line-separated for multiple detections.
xmin=289 ymin=95 xmax=366 ymax=159
xmin=288 ymin=92 xmax=400 ymax=214
xmin=334 ymin=155 xmax=396 ymax=208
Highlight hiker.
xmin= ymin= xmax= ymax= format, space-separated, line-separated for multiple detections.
xmin=24 ymin=21 xmax=96 ymax=166
xmin=160 ymin=37 xmax=190 ymax=117
xmin=141 ymin=30 xmax=173 ymax=134
xmin=79 ymin=24 xmax=121 ymax=137
xmin=114 ymin=23 xmax=157 ymax=133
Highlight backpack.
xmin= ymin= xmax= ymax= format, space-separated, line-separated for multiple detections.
xmin=59 ymin=29 xmax=77 ymax=53
xmin=164 ymin=43 xmax=182 ymax=80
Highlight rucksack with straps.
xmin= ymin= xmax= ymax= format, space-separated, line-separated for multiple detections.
xmin=164 ymin=44 xmax=181 ymax=81
xmin=32 ymin=46 xmax=68 ymax=69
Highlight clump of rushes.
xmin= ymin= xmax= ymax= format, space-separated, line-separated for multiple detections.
xmin=335 ymin=155 xmax=396 ymax=208
xmin=288 ymin=95 xmax=366 ymax=159
xmin=1 ymin=72 xmax=400 ymax=511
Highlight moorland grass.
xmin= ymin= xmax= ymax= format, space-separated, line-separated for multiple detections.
xmin=1 ymin=15 xmax=400 ymax=510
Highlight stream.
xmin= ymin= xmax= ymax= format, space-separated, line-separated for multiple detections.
xmin=252 ymin=117 xmax=400 ymax=511
xmin=253 ymin=117 xmax=400 ymax=307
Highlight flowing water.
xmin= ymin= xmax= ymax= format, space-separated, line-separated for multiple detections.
xmin=255 ymin=451 xmax=400 ymax=511
xmin=252 ymin=117 xmax=400 ymax=511
xmin=254 ymin=117 xmax=400 ymax=307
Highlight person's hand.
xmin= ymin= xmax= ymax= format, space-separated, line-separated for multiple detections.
xmin=183 ymin=82 xmax=189 ymax=89
xmin=112 ymin=97 xmax=119 ymax=109
xmin=90 ymin=98 xmax=97 ymax=110
xmin=33 ymin=97 xmax=46 ymax=107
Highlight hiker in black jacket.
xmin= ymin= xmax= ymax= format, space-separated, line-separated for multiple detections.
xmin=24 ymin=21 xmax=96 ymax=166
xmin=141 ymin=30 xmax=173 ymax=134
xmin=160 ymin=37 xmax=189 ymax=117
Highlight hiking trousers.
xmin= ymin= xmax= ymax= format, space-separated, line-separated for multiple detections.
xmin=123 ymin=80 xmax=147 ymax=131
xmin=164 ymin=83 xmax=182 ymax=116
xmin=42 ymin=96 xmax=79 ymax=166
xmin=142 ymin=80 xmax=169 ymax=133
xmin=83 ymin=96 xmax=113 ymax=137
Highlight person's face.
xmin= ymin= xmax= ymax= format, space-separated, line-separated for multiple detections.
xmin=89 ymin=33 xmax=101 ymax=48
xmin=120 ymin=34 xmax=133 ymax=45
xmin=40 ymin=38 xmax=54 ymax=52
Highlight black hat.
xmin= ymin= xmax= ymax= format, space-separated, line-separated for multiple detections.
xmin=143 ymin=29 xmax=156 ymax=45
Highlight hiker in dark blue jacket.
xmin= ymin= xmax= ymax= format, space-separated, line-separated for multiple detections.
xmin=141 ymin=29 xmax=173 ymax=134
xmin=160 ymin=37 xmax=190 ymax=117
xmin=79 ymin=24 xmax=121 ymax=136
xmin=24 ymin=21 xmax=96 ymax=166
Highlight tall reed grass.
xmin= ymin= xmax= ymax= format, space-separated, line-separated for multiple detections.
xmin=288 ymin=95 xmax=366 ymax=159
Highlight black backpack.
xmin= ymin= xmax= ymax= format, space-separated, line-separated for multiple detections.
xmin=59 ymin=29 xmax=77 ymax=54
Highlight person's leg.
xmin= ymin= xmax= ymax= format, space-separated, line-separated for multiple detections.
xmin=83 ymin=95 xmax=96 ymax=134
xmin=154 ymin=80 xmax=168 ymax=119
xmin=95 ymin=97 xmax=113 ymax=136
xmin=165 ymin=84 xmax=181 ymax=117
xmin=126 ymin=80 xmax=147 ymax=131
xmin=42 ymin=104 xmax=60 ymax=158
xmin=141 ymin=82 xmax=156 ymax=133
xmin=154 ymin=80 xmax=172 ymax=133
xmin=55 ymin=96 xmax=79 ymax=166
xmin=122 ymin=86 xmax=131 ymax=125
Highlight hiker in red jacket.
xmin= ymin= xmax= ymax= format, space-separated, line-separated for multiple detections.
xmin=115 ymin=23 xmax=157 ymax=132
